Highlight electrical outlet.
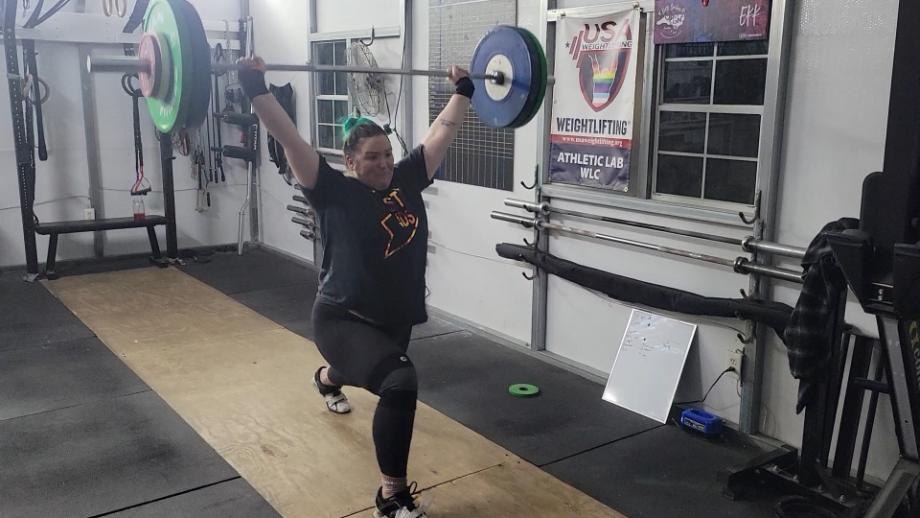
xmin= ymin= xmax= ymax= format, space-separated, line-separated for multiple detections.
xmin=83 ymin=208 xmax=95 ymax=220
xmin=728 ymin=348 xmax=744 ymax=374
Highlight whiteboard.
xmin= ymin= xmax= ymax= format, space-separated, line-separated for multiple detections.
xmin=602 ymin=309 xmax=697 ymax=423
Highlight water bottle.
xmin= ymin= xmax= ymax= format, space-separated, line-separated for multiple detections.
xmin=132 ymin=195 xmax=146 ymax=221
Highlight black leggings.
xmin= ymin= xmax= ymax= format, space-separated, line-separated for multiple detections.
xmin=311 ymin=301 xmax=418 ymax=478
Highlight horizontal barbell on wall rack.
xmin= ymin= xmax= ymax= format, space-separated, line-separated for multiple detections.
xmin=491 ymin=211 xmax=803 ymax=284
xmin=88 ymin=0 xmax=552 ymax=133
xmin=504 ymin=198 xmax=808 ymax=259
xmin=286 ymin=204 xmax=313 ymax=217
xmin=291 ymin=216 xmax=315 ymax=230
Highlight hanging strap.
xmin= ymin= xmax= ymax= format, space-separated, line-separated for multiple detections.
xmin=122 ymin=74 xmax=149 ymax=195
xmin=23 ymin=41 xmax=47 ymax=161
xmin=132 ymin=86 xmax=142 ymax=175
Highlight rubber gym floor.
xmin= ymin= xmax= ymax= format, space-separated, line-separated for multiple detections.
xmin=0 ymin=246 xmax=784 ymax=517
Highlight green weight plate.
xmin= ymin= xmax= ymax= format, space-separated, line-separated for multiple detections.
xmin=142 ymin=0 xmax=188 ymax=133
xmin=508 ymin=27 xmax=541 ymax=128
xmin=508 ymin=383 xmax=541 ymax=398
xmin=509 ymin=27 xmax=547 ymax=129
xmin=524 ymin=27 xmax=547 ymax=126
xmin=174 ymin=0 xmax=211 ymax=129
xmin=507 ymin=26 xmax=540 ymax=129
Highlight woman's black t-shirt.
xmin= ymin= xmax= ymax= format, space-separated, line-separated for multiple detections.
xmin=302 ymin=145 xmax=432 ymax=325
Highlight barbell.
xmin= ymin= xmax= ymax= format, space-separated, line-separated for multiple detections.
xmin=88 ymin=0 xmax=552 ymax=133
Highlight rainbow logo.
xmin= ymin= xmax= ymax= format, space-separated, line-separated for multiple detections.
xmin=590 ymin=57 xmax=618 ymax=107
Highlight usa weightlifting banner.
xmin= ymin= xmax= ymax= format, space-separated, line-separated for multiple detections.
xmin=549 ymin=9 xmax=639 ymax=192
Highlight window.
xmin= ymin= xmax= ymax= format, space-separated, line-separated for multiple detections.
xmin=312 ymin=40 xmax=350 ymax=155
xmin=651 ymin=40 xmax=768 ymax=207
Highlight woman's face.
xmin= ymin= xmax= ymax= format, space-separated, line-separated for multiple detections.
xmin=346 ymin=135 xmax=395 ymax=191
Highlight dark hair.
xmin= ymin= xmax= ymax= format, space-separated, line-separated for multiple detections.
xmin=341 ymin=116 xmax=387 ymax=158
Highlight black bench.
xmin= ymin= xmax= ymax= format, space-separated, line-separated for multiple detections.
xmin=34 ymin=216 xmax=168 ymax=279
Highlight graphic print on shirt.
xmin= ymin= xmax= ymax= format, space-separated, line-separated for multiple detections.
xmin=380 ymin=188 xmax=418 ymax=258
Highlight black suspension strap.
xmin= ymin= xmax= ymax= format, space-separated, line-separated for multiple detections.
xmin=122 ymin=73 xmax=149 ymax=195
xmin=23 ymin=41 xmax=47 ymax=161
xmin=21 ymin=43 xmax=35 ymax=173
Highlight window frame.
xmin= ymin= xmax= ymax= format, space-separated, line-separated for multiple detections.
xmin=650 ymin=43 xmax=768 ymax=210
xmin=310 ymin=39 xmax=350 ymax=157
xmin=541 ymin=0 xmax=790 ymax=228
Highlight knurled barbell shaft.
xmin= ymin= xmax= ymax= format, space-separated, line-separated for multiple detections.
xmin=88 ymin=55 xmax=508 ymax=83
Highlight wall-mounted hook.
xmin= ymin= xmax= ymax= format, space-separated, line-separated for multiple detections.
xmin=739 ymin=191 xmax=762 ymax=225
xmin=521 ymin=165 xmax=539 ymax=190
xmin=736 ymin=331 xmax=754 ymax=344
xmin=522 ymin=270 xmax=535 ymax=281
xmin=359 ymin=27 xmax=376 ymax=47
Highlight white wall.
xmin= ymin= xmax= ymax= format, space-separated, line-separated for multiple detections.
xmin=249 ymin=0 xmax=314 ymax=262
xmin=0 ymin=0 xmax=246 ymax=268
xmin=249 ymin=0 xmax=902 ymax=480
xmin=316 ymin=0 xmax=403 ymax=33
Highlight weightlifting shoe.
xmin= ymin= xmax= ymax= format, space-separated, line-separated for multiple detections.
xmin=374 ymin=484 xmax=428 ymax=518
xmin=312 ymin=367 xmax=351 ymax=414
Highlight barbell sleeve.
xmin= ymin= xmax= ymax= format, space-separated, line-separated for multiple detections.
xmin=286 ymin=204 xmax=313 ymax=217
xmin=87 ymin=55 xmax=508 ymax=83
xmin=89 ymin=56 xmax=151 ymax=73
xmin=504 ymin=199 xmax=548 ymax=213
xmin=491 ymin=211 xmax=536 ymax=227
xmin=741 ymin=236 xmax=807 ymax=259
xmin=734 ymin=258 xmax=803 ymax=284
xmin=291 ymin=215 xmax=315 ymax=229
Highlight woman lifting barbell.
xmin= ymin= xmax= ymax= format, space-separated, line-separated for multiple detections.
xmin=238 ymin=56 xmax=472 ymax=518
